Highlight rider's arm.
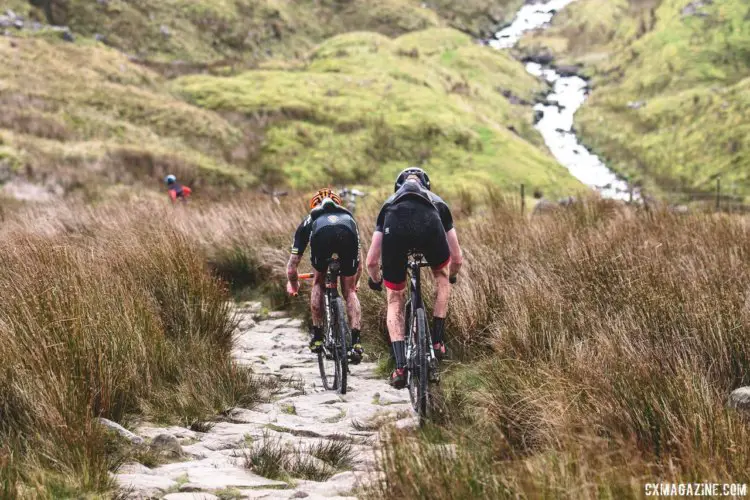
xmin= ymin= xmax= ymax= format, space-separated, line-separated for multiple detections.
xmin=287 ymin=217 xmax=312 ymax=290
xmin=366 ymin=206 xmax=386 ymax=282
xmin=446 ymin=228 xmax=463 ymax=278
xmin=435 ymin=200 xmax=461 ymax=277
xmin=366 ymin=231 xmax=383 ymax=282
xmin=287 ymin=254 xmax=302 ymax=283
xmin=354 ymin=223 xmax=364 ymax=288
xmin=291 ymin=216 xmax=312 ymax=257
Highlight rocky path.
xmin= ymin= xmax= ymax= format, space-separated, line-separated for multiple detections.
xmin=116 ymin=303 xmax=415 ymax=499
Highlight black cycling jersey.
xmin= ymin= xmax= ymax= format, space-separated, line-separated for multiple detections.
xmin=291 ymin=202 xmax=360 ymax=276
xmin=375 ymin=181 xmax=453 ymax=234
xmin=375 ymin=181 xmax=453 ymax=289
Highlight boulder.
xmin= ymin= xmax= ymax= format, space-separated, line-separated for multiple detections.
xmin=728 ymin=387 xmax=750 ymax=410
xmin=150 ymin=434 xmax=183 ymax=457
xmin=98 ymin=418 xmax=144 ymax=445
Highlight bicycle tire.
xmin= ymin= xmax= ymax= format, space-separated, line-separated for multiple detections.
xmin=333 ymin=297 xmax=349 ymax=394
xmin=318 ymin=307 xmax=337 ymax=391
xmin=408 ymin=308 xmax=429 ymax=425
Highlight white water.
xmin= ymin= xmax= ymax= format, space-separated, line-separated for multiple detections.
xmin=490 ymin=0 xmax=633 ymax=200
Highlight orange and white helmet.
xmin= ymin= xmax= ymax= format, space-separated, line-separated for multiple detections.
xmin=309 ymin=188 xmax=342 ymax=209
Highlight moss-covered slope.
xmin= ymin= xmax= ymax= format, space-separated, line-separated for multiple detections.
xmin=175 ymin=29 xmax=581 ymax=194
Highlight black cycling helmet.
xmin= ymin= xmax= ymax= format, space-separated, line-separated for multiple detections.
xmin=394 ymin=166 xmax=431 ymax=192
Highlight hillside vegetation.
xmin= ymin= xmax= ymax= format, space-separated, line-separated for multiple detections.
xmin=0 ymin=201 xmax=286 ymax=497
xmin=521 ymin=0 xmax=750 ymax=199
xmin=176 ymin=29 xmax=582 ymax=193
xmin=355 ymin=198 xmax=750 ymax=498
xmin=11 ymin=0 xmax=525 ymax=64
xmin=1 ymin=11 xmax=584 ymax=200
xmin=0 ymin=36 xmax=253 ymax=201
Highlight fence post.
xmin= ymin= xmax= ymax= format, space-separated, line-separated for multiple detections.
xmin=520 ymin=183 xmax=525 ymax=213
xmin=715 ymin=176 xmax=721 ymax=212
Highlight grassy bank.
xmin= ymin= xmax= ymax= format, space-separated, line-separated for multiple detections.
xmin=520 ymin=0 xmax=750 ymax=199
xmin=0 ymin=201 xmax=286 ymax=497
xmin=359 ymin=199 xmax=750 ymax=497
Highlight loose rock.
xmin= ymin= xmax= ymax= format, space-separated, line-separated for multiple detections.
xmin=150 ymin=434 xmax=183 ymax=457
xmin=728 ymin=387 xmax=750 ymax=410
xmin=98 ymin=417 xmax=144 ymax=445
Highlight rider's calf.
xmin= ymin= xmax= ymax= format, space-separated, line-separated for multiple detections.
xmin=386 ymin=287 xmax=407 ymax=342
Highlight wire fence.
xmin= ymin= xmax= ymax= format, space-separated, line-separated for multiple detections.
xmin=523 ymin=177 xmax=750 ymax=215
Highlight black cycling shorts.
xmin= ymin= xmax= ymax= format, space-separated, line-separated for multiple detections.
xmin=381 ymin=200 xmax=450 ymax=290
xmin=309 ymin=216 xmax=359 ymax=277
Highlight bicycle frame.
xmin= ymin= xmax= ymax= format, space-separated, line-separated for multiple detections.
xmin=323 ymin=259 xmax=341 ymax=344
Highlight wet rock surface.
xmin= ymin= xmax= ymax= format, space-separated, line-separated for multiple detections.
xmin=116 ymin=304 xmax=414 ymax=498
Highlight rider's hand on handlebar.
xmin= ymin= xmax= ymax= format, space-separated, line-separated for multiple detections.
xmin=449 ymin=275 xmax=457 ymax=285
xmin=286 ymin=281 xmax=300 ymax=297
xmin=368 ymin=277 xmax=383 ymax=292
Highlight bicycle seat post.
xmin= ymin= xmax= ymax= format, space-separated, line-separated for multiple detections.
xmin=326 ymin=256 xmax=341 ymax=291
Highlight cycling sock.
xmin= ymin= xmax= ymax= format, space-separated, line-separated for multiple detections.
xmin=392 ymin=340 xmax=406 ymax=369
xmin=432 ymin=317 xmax=445 ymax=345
xmin=351 ymin=328 xmax=361 ymax=345
xmin=311 ymin=325 xmax=323 ymax=341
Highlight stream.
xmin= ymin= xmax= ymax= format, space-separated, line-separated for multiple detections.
xmin=488 ymin=0 xmax=632 ymax=200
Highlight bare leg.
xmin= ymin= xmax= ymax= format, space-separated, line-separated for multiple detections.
xmin=386 ymin=287 xmax=407 ymax=342
xmin=340 ymin=275 xmax=361 ymax=330
xmin=432 ymin=262 xmax=451 ymax=318
xmin=310 ymin=270 xmax=325 ymax=327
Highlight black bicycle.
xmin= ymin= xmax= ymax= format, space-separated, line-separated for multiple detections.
xmin=299 ymin=256 xmax=350 ymax=394
xmin=403 ymin=253 xmax=438 ymax=427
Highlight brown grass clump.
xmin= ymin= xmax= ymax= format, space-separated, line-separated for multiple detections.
xmin=0 ymin=200 xmax=279 ymax=497
xmin=365 ymin=198 xmax=750 ymax=497
xmin=5 ymin=192 xmax=750 ymax=497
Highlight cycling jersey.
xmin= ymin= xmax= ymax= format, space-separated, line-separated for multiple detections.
xmin=375 ymin=182 xmax=453 ymax=290
xmin=375 ymin=181 xmax=453 ymax=233
xmin=168 ymin=183 xmax=191 ymax=202
xmin=291 ymin=202 xmax=360 ymax=276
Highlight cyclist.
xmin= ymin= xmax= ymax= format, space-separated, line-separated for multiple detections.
xmin=365 ymin=167 xmax=463 ymax=389
xmin=286 ymin=188 xmax=364 ymax=364
xmin=165 ymin=174 xmax=192 ymax=203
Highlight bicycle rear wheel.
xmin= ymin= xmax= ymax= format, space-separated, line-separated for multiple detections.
xmin=408 ymin=308 xmax=429 ymax=425
xmin=333 ymin=297 xmax=350 ymax=395
xmin=318 ymin=311 xmax=338 ymax=391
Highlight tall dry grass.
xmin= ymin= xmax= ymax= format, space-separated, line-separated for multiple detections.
xmin=6 ymin=192 xmax=750 ymax=497
xmin=0 ymin=198 xmax=302 ymax=497
xmin=366 ymin=199 xmax=750 ymax=498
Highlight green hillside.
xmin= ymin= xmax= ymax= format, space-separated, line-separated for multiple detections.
xmin=175 ymin=29 xmax=581 ymax=194
xmin=521 ymin=0 xmax=750 ymax=198
xmin=0 ymin=0 xmax=585 ymax=201
xmin=0 ymin=35 xmax=252 ymax=200
xmin=11 ymin=0 xmax=525 ymax=64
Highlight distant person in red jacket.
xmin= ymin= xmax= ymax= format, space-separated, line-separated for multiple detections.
xmin=164 ymin=174 xmax=191 ymax=203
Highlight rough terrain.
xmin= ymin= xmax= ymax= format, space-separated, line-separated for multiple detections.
xmin=116 ymin=303 xmax=415 ymax=499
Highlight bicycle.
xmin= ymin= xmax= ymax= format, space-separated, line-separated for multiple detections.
xmin=403 ymin=253 xmax=439 ymax=427
xmin=339 ymin=187 xmax=367 ymax=215
xmin=298 ymin=256 xmax=351 ymax=394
